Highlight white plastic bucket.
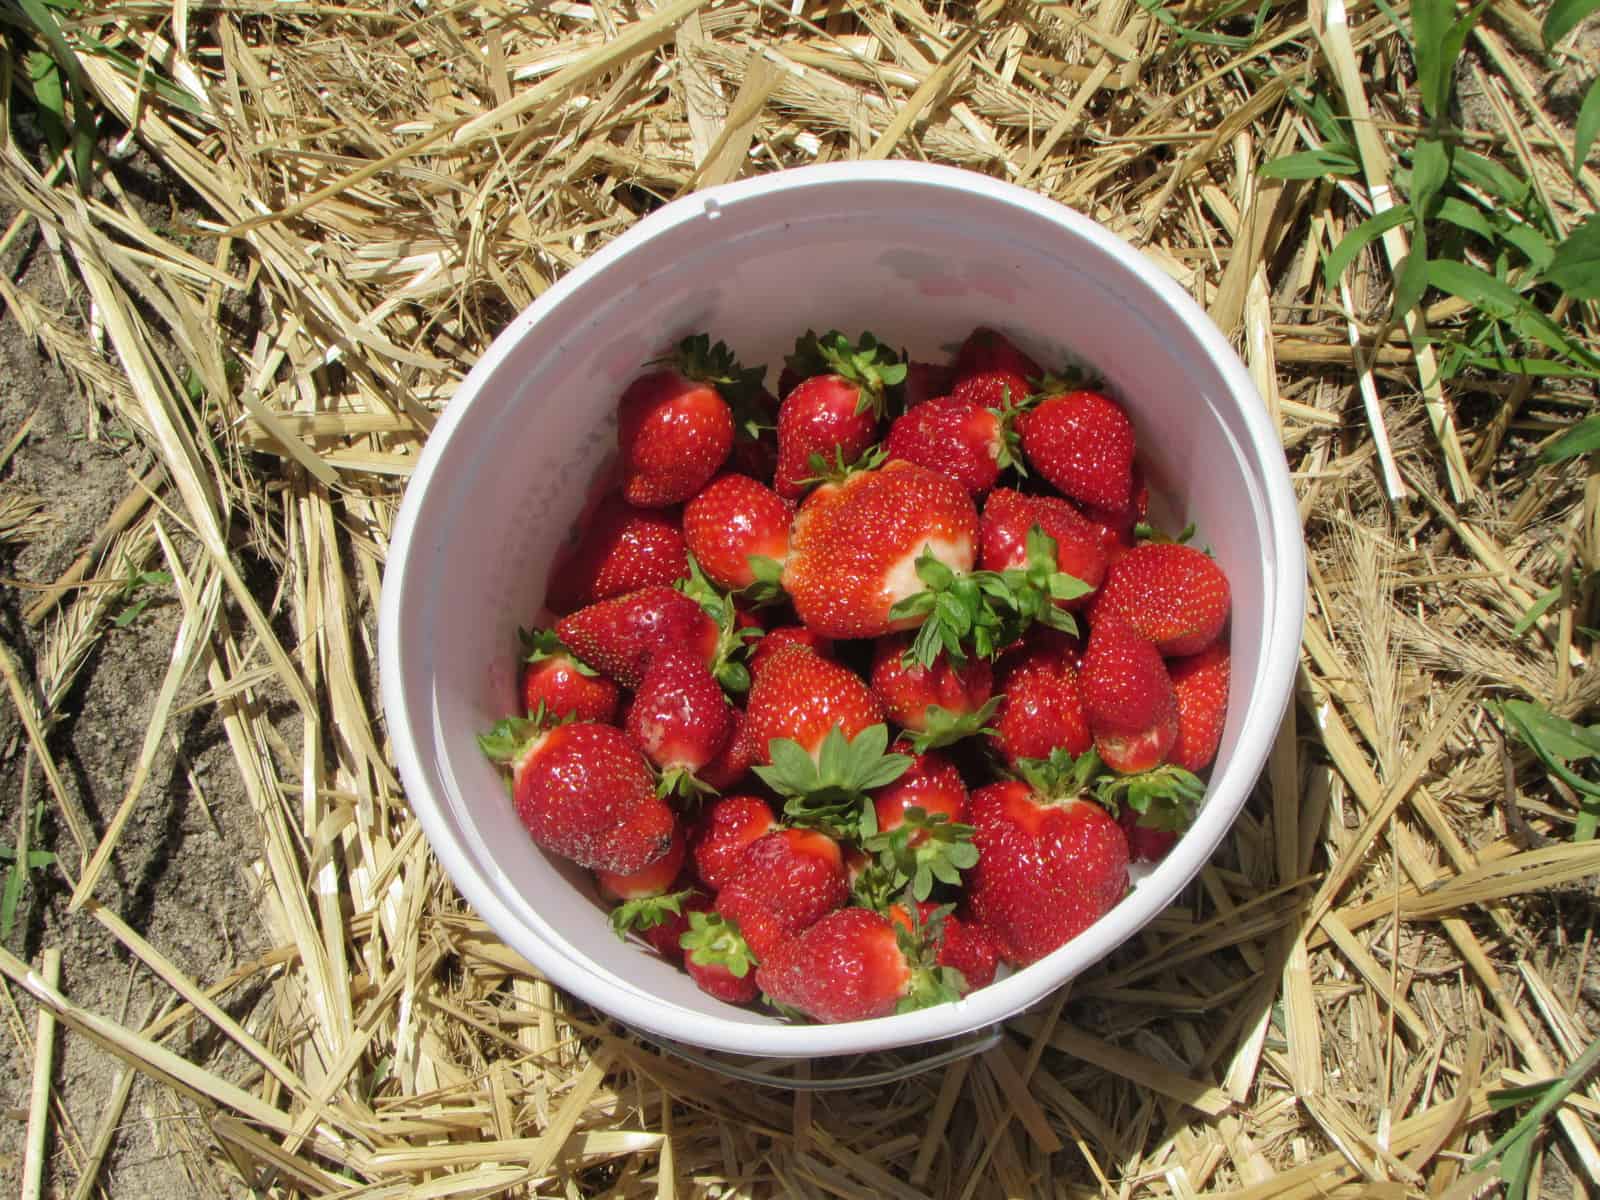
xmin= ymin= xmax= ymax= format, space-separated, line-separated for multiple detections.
xmin=378 ymin=161 xmax=1305 ymax=1061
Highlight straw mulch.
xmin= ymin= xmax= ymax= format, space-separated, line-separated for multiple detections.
xmin=1 ymin=0 xmax=1597 ymax=1196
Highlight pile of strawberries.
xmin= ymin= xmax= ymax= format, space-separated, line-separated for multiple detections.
xmin=479 ymin=327 xmax=1232 ymax=1024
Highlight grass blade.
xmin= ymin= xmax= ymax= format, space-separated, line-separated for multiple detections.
xmin=1544 ymin=0 xmax=1600 ymax=47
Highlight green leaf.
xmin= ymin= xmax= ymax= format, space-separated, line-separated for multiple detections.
xmin=1540 ymin=414 xmax=1600 ymax=464
xmin=1544 ymin=215 xmax=1600 ymax=301
xmin=1544 ymin=0 xmax=1600 ymax=47
xmin=1391 ymin=241 xmax=1431 ymax=319
xmin=1513 ymin=583 xmax=1566 ymax=635
xmin=1258 ymin=147 xmax=1359 ymax=180
xmin=1576 ymin=76 xmax=1600 ymax=172
xmin=1411 ymin=0 xmax=1488 ymax=121
xmin=1426 ymin=258 xmax=1585 ymax=361
xmin=607 ymin=889 xmax=690 ymax=940
xmin=1409 ymin=137 xmax=1451 ymax=218
xmin=1324 ymin=204 xmax=1413 ymax=282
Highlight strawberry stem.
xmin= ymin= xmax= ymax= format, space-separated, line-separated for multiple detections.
xmin=752 ymin=724 xmax=912 ymax=842
xmin=1096 ymin=765 xmax=1206 ymax=830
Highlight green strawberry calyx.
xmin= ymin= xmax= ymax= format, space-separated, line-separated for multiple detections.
xmin=799 ymin=442 xmax=887 ymax=489
xmin=864 ymin=806 xmax=980 ymax=902
xmin=476 ymin=703 xmax=570 ymax=765
xmin=1096 ymin=764 xmax=1206 ymax=831
xmin=518 ymin=626 xmax=600 ymax=675
xmin=675 ymin=553 xmax=760 ymax=695
xmin=607 ymin=888 xmax=692 ymax=941
xmin=680 ymin=910 xmax=756 ymax=975
xmin=903 ymin=696 xmax=1002 ymax=753
xmin=742 ymin=553 xmax=789 ymax=608
xmin=893 ymin=897 xmax=967 ymax=1013
xmin=785 ymin=329 xmax=908 ymax=419
xmin=1012 ymin=746 xmax=1109 ymax=804
xmin=752 ymin=723 xmax=912 ymax=842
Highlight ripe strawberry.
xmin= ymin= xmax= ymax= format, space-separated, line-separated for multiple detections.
xmin=748 ymin=625 xmax=834 ymax=678
xmin=745 ymin=644 xmax=885 ymax=761
xmin=952 ymin=327 xmax=1042 ymax=382
xmin=517 ymin=629 xmax=621 ymax=724
xmin=950 ymin=370 xmax=1032 ymax=412
xmin=888 ymin=901 xmax=999 ymax=991
xmin=642 ymin=888 xmax=711 ymax=963
xmin=1075 ymin=464 xmax=1150 ymax=555
xmin=680 ymin=911 xmax=760 ymax=1003
xmin=556 ymin=586 xmax=717 ymax=688
xmin=979 ymin=487 xmax=1107 ymax=609
xmin=544 ymin=493 xmax=687 ymax=614
xmin=884 ymin=397 xmax=1018 ymax=496
xmin=624 ymin=645 xmax=733 ymax=782
xmin=479 ymin=719 xmax=675 ymax=875
xmin=1079 ymin=618 xmax=1178 ymax=774
xmin=858 ymin=748 xmax=978 ymax=905
xmin=715 ymin=828 xmax=848 ymax=956
xmin=1018 ymin=389 xmax=1136 ymax=511
xmin=682 ymin=473 xmax=792 ymax=592
xmin=698 ymin=705 xmax=760 ymax=791
xmin=689 ymin=794 xmax=776 ymax=891
xmin=782 ymin=460 xmax=978 ymax=640
xmin=596 ymin=825 xmax=686 ymax=904
xmin=966 ymin=760 xmax=1129 ymax=966
xmin=871 ymin=748 xmax=967 ymax=831
xmin=774 ymin=331 xmax=905 ymax=500
xmin=900 ymin=360 xmax=954 ymax=408
xmin=1168 ymin=638 xmax=1230 ymax=772
xmin=868 ymin=635 xmax=996 ymax=750
xmin=991 ymin=634 xmax=1093 ymax=767
xmin=1089 ymin=543 xmax=1230 ymax=657
xmin=756 ymin=907 xmax=962 ymax=1022
xmin=1119 ymin=807 xmax=1179 ymax=864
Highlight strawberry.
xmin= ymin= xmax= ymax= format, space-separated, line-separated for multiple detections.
xmin=859 ymin=748 xmax=978 ymax=904
xmin=556 ymin=585 xmax=717 ymax=689
xmin=756 ymin=907 xmax=963 ymax=1022
xmin=966 ymin=754 xmax=1130 ymax=966
xmin=888 ymin=901 xmax=999 ymax=991
xmin=478 ymin=719 xmax=675 ymax=875
xmin=1089 ymin=543 xmax=1230 ymax=657
xmin=782 ymin=460 xmax=978 ymax=640
xmin=1018 ymin=389 xmax=1136 ymax=512
xmin=618 ymin=335 xmax=766 ymax=506
xmin=599 ymin=828 xmax=692 ymax=939
xmin=748 ymin=625 xmax=834 ymax=678
xmin=1168 ymin=638 xmax=1230 ymax=772
xmin=624 ymin=645 xmax=733 ymax=790
xmin=745 ymin=644 xmax=885 ymax=761
xmin=991 ymin=632 xmax=1093 ymax=767
xmin=883 ymin=397 xmax=1019 ymax=496
xmin=899 ymin=360 xmax=954 ymax=408
xmin=682 ymin=473 xmax=792 ymax=593
xmin=1119 ymin=807 xmax=1179 ymax=863
xmin=952 ymin=327 xmax=1042 ymax=383
xmin=517 ymin=629 xmax=621 ymax=724
xmin=1075 ymin=464 xmax=1150 ymax=555
xmin=1097 ymin=763 xmax=1204 ymax=859
xmin=979 ymin=487 xmax=1107 ymax=609
xmin=774 ymin=331 xmax=905 ymax=499
xmin=544 ymin=493 xmax=687 ymax=614
xmin=689 ymin=794 xmax=777 ymax=892
xmin=1079 ymin=618 xmax=1178 ymax=774
xmin=950 ymin=370 xmax=1032 ymax=412
xmin=698 ymin=705 xmax=760 ymax=791
xmin=754 ymin=721 xmax=913 ymax=842
xmin=642 ymin=888 xmax=711 ymax=962
xmin=715 ymin=828 xmax=849 ymax=956
xmin=680 ymin=911 xmax=760 ymax=1003
xmin=868 ymin=634 xmax=997 ymax=750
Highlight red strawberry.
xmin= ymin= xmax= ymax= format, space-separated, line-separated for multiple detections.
xmin=884 ymin=397 xmax=1016 ymax=496
xmin=517 ymin=629 xmax=621 ymax=724
xmin=1119 ymin=807 xmax=1180 ymax=864
xmin=544 ymin=493 xmax=687 ymax=614
xmin=870 ymin=748 xmax=967 ymax=834
xmin=618 ymin=374 xmax=733 ymax=509
xmin=596 ymin=825 xmax=687 ymax=903
xmin=953 ymin=327 xmax=1042 ymax=382
xmin=689 ymin=794 xmax=777 ymax=891
xmin=966 ymin=766 xmax=1129 ymax=966
xmin=698 ymin=705 xmax=760 ymax=791
xmin=979 ymin=487 xmax=1108 ymax=608
xmin=642 ymin=889 xmax=711 ymax=962
xmin=869 ymin=635 xmax=995 ymax=748
xmin=991 ymin=633 xmax=1093 ymax=767
xmin=624 ymin=645 xmax=733 ymax=777
xmin=748 ymin=625 xmax=835 ymax=678
xmin=1089 ymin=543 xmax=1230 ymax=657
xmin=782 ymin=460 xmax=978 ymax=640
xmin=1018 ymin=389 xmax=1136 ymax=512
xmin=479 ymin=719 xmax=675 ymax=875
xmin=681 ymin=911 xmax=760 ymax=1003
xmin=774 ymin=331 xmax=905 ymax=500
xmin=950 ymin=370 xmax=1032 ymax=412
xmin=888 ymin=901 xmax=999 ymax=991
xmin=682 ymin=473 xmax=792 ymax=592
xmin=1075 ymin=465 xmax=1150 ymax=555
xmin=715 ymin=828 xmax=848 ymax=956
xmin=900 ymin=360 xmax=954 ymax=408
xmin=745 ymin=644 xmax=884 ymax=761
xmin=1079 ymin=619 xmax=1178 ymax=774
xmin=1168 ymin=638 xmax=1230 ymax=772
xmin=556 ymin=586 xmax=717 ymax=689
xmin=856 ymin=748 xmax=978 ymax=905
xmin=756 ymin=907 xmax=962 ymax=1022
